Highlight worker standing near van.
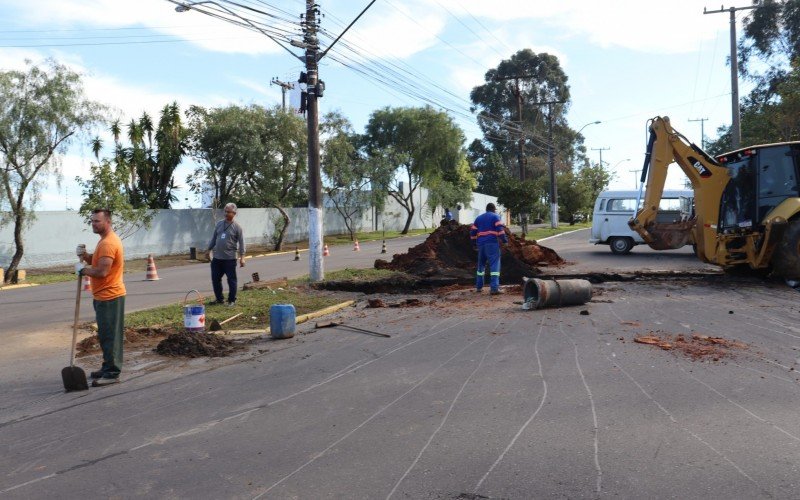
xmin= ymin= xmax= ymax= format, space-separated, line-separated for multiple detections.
xmin=470 ymin=203 xmax=508 ymax=295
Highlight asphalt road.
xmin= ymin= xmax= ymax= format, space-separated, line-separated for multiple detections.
xmin=538 ymin=227 xmax=719 ymax=275
xmin=0 ymin=236 xmax=428 ymax=335
xmin=3 ymin=227 xmax=800 ymax=498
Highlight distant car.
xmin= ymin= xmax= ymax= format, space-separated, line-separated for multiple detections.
xmin=590 ymin=189 xmax=693 ymax=254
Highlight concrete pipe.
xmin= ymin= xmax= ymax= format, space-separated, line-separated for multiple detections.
xmin=523 ymin=278 xmax=592 ymax=310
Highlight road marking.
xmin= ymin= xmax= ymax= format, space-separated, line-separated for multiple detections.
xmin=474 ymin=315 xmax=548 ymax=494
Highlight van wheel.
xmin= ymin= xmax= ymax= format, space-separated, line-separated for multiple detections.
xmin=610 ymin=237 xmax=634 ymax=255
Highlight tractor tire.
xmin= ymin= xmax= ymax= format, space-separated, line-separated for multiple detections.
xmin=772 ymin=220 xmax=800 ymax=280
xmin=610 ymin=237 xmax=634 ymax=255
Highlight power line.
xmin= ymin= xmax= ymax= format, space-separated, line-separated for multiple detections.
xmin=429 ymin=0 xmax=506 ymax=59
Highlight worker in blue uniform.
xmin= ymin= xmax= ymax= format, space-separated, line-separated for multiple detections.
xmin=469 ymin=203 xmax=508 ymax=295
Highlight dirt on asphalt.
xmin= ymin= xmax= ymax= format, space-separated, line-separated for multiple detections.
xmin=632 ymin=331 xmax=750 ymax=361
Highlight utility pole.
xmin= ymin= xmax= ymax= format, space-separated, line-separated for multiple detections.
xmin=270 ymin=77 xmax=294 ymax=111
xmin=591 ymin=147 xmax=610 ymax=167
xmin=689 ymin=117 xmax=709 ymax=149
xmin=704 ymin=4 xmax=758 ymax=150
xmin=546 ymin=103 xmax=558 ymax=228
xmin=629 ymin=169 xmax=642 ymax=189
xmin=491 ymin=75 xmax=527 ymax=182
xmin=303 ymin=0 xmax=323 ymax=282
xmin=530 ymin=100 xmax=565 ymax=229
xmin=173 ymin=0 xmax=378 ymax=283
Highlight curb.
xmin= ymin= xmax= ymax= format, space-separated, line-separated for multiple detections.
xmin=0 ymin=283 xmax=39 ymax=291
xmin=222 ymin=299 xmax=356 ymax=336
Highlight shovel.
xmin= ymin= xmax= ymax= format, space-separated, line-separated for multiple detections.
xmin=315 ymin=320 xmax=391 ymax=338
xmin=62 ymin=274 xmax=89 ymax=392
xmin=209 ymin=312 xmax=242 ymax=332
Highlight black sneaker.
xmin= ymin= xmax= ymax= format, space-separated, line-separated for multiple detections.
xmin=92 ymin=376 xmax=119 ymax=387
xmin=90 ymin=370 xmax=104 ymax=379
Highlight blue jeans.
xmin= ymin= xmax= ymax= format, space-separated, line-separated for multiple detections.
xmin=476 ymin=243 xmax=501 ymax=292
xmin=211 ymin=258 xmax=238 ymax=303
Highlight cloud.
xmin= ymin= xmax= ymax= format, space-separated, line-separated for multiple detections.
xmin=344 ymin=2 xmax=446 ymax=60
xmin=4 ymin=0 xmax=287 ymax=56
xmin=430 ymin=0 xmax=721 ymax=54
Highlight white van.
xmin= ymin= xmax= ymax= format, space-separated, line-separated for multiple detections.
xmin=590 ymin=190 xmax=693 ymax=254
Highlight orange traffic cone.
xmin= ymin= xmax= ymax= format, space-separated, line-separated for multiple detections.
xmin=145 ymin=254 xmax=160 ymax=281
xmin=353 ymin=240 xmax=360 ymax=252
xmin=323 ymin=244 xmax=330 ymax=257
xmin=82 ymin=275 xmax=91 ymax=292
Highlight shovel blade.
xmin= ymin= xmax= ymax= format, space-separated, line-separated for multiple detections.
xmin=62 ymin=366 xmax=89 ymax=392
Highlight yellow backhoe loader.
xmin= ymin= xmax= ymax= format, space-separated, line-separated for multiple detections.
xmin=629 ymin=116 xmax=800 ymax=278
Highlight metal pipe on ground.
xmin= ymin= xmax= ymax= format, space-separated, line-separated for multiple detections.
xmin=523 ymin=278 xmax=592 ymax=310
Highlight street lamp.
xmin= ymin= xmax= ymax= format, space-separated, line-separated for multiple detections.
xmin=576 ymin=120 xmax=601 ymax=136
xmin=171 ymin=1 xmax=302 ymax=60
xmin=614 ymin=158 xmax=631 ymax=169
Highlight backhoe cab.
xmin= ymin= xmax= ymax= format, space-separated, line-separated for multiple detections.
xmin=629 ymin=116 xmax=800 ymax=278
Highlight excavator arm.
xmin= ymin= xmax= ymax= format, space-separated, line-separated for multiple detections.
xmin=628 ymin=116 xmax=730 ymax=262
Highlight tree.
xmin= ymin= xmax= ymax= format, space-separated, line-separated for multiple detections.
xmin=708 ymin=1 xmax=800 ymax=150
xmin=706 ymin=61 xmax=800 ymax=154
xmin=577 ymin=162 xmax=614 ymax=219
xmin=557 ymin=169 xmax=590 ymax=225
xmin=114 ymin=104 xmax=185 ymax=209
xmin=237 ymin=106 xmax=308 ymax=250
xmin=738 ymin=0 xmax=800 ymax=87
xmin=364 ymin=106 xmax=467 ymax=234
xmin=495 ymin=176 xmax=546 ymax=232
xmin=470 ymin=49 xmax=574 ymax=183
xmin=185 ymin=104 xmax=257 ymax=207
xmin=321 ymin=111 xmax=391 ymax=240
xmin=76 ymin=160 xmax=154 ymax=239
xmin=467 ymin=139 xmax=508 ymax=196
xmin=424 ymin=156 xmax=477 ymax=221
xmin=0 ymin=59 xmax=103 ymax=283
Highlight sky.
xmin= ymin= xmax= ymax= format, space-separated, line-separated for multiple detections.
xmin=0 ymin=0 xmax=757 ymax=211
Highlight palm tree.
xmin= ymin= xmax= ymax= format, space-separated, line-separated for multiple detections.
xmin=90 ymin=136 xmax=103 ymax=162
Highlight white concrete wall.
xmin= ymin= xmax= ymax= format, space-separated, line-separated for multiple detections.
xmin=0 ymin=187 xmax=498 ymax=269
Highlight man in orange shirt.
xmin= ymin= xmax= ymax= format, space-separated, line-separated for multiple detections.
xmin=77 ymin=208 xmax=126 ymax=387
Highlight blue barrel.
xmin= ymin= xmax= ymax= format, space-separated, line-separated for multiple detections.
xmin=270 ymin=304 xmax=296 ymax=339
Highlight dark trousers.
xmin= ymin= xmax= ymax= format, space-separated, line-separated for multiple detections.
xmin=211 ymin=258 xmax=238 ymax=303
xmin=94 ymin=295 xmax=125 ymax=377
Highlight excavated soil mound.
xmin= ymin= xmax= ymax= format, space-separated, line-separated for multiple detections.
xmin=155 ymin=331 xmax=242 ymax=358
xmin=76 ymin=326 xmax=178 ymax=356
xmin=375 ymin=222 xmax=563 ymax=284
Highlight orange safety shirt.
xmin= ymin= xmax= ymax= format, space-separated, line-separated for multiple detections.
xmin=91 ymin=231 xmax=126 ymax=301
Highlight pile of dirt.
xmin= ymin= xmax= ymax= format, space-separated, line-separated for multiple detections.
xmin=154 ymin=331 xmax=242 ymax=358
xmin=76 ymin=326 xmax=177 ymax=356
xmin=632 ymin=332 xmax=749 ymax=361
xmin=375 ymin=222 xmax=563 ymax=284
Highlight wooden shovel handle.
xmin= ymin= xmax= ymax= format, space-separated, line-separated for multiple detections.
xmin=70 ymin=273 xmax=82 ymax=367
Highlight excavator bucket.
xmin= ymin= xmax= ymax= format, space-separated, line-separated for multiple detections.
xmin=644 ymin=220 xmax=695 ymax=250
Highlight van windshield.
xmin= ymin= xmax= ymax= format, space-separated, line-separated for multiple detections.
xmin=605 ymin=197 xmax=685 ymax=212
